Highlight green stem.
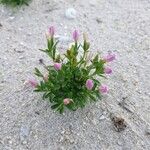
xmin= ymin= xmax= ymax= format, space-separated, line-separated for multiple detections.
xmin=78 ymin=51 xmax=86 ymax=68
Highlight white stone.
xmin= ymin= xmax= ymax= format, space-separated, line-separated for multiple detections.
xmin=9 ymin=16 xmax=15 ymax=20
xmin=65 ymin=8 xmax=77 ymax=19
xmin=99 ymin=115 xmax=106 ymax=120
xmin=19 ymin=56 xmax=24 ymax=59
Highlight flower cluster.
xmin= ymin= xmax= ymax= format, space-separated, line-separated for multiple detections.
xmin=29 ymin=26 xmax=116 ymax=113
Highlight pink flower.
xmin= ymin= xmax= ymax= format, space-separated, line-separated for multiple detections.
xmin=99 ymin=85 xmax=109 ymax=94
xmin=104 ymin=53 xmax=116 ymax=62
xmin=86 ymin=79 xmax=94 ymax=90
xmin=104 ymin=67 xmax=112 ymax=74
xmin=54 ymin=63 xmax=62 ymax=71
xmin=28 ymin=79 xmax=38 ymax=88
xmin=48 ymin=26 xmax=55 ymax=37
xmin=63 ymin=98 xmax=71 ymax=105
xmin=73 ymin=30 xmax=79 ymax=41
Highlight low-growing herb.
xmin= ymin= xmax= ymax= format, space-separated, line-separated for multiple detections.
xmin=28 ymin=26 xmax=116 ymax=113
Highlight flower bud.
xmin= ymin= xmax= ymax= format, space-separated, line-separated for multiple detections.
xmin=86 ymin=79 xmax=94 ymax=90
xmin=48 ymin=26 xmax=55 ymax=37
xmin=104 ymin=53 xmax=116 ymax=62
xmin=63 ymin=98 xmax=71 ymax=105
xmin=104 ymin=67 xmax=112 ymax=74
xmin=54 ymin=63 xmax=62 ymax=71
xmin=72 ymin=30 xmax=79 ymax=41
xmin=28 ymin=79 xmax=38 ymax=88
xmin=99 ymin=85 xmax=109 ymax=93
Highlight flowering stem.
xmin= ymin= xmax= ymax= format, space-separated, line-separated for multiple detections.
xmin=78 ymin=52 xmax=86 ymax=68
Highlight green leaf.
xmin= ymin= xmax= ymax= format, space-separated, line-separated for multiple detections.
xmin=93 ymin=54 xmax=99 ymax=62
xmin=34 ymin=68 xmax=43 ymax=77
xmin=83 ymin=41 xmax=90 ymax=51
xmin=42 ymin=92 xmax=52 ymax=100
xmin=59 ymin=106 xmax=64 ymax=114
xmin=34 ymin=89 xmax=41 ymax=92
xmin=39 ymin=49 xmax=47 ymax=52
xmin=52 ymin=41 xmax=59 ymax=59
xmin=88 ymin=93 xmax=97 ymax=101
xmin=47 ymin=39 xmax=52 ymax=50
xmin=51 ymin=103 xmax=60 ymax=109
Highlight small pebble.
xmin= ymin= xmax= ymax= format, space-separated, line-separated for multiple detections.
xmin=20 ymin=42 xmax=25 ymax=46
xmin=9 ymin=16 xmax=15 ymax=20
xmin=20 ymin=125 xmax=30 ymax=141
xmin=61 ymin=130 xmax=65 ymax=135
xmin=35 ymin=111 xmax=40 ymax=115
xmin=99 ymin=115 xmax=106 ymax=120
xmin=96 ymin=18 xmax=102 ymax=24
xmin=145 ymin=126 xmax=150 ymax=135
xmin=19 ymin=56 xmax=24 ymax=59
xmin=22 ymin=140 xmax=27 ymax=145
xmin=6 ymin=37 xmax=10 ymax=40
xmin=65 ymin=8 xmax=77 ymax=19
xmin=83 ymin=121 xmax=86 ymax=125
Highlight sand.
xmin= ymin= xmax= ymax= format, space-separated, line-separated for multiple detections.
xmin=0 ymin=0 xmax=150 ymax=149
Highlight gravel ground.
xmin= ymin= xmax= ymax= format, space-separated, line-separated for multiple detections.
xmin=0 ymin=0 xmax=150 ymax=149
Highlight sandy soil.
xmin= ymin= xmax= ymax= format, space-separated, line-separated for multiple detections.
xmin=0 ymin=0 xmax=150 ymax=149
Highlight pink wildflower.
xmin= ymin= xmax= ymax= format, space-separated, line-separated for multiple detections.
xmin=54 ymin=63 xmax=62 ymax=71
xmin=72 ymin=30 xmax=79 ymax=41
xmin=86 ymin=79 xmax=94 ymax=90
xmin=63 ymin=98 xmax=71 ymax=105
xmin=28 ymin=79 xmax=38 ymax=88
xmin=99 ymin=85 xmax=109 ymax=94
xmin=48 ymin=26 xmax=55 ymax=37
xmin=104 ymin=67 xmax=112 ymax=74
xmin=104 ymin=53 xmax=116 ymax=62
